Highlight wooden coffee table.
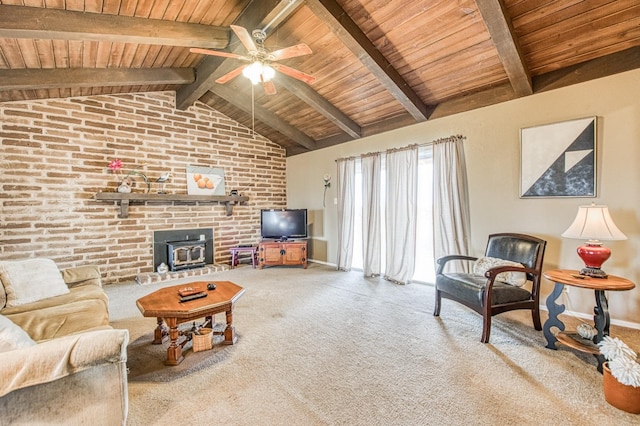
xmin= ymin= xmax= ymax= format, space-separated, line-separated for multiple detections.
xmin=136 ymin=281 xmax=245 ymax=366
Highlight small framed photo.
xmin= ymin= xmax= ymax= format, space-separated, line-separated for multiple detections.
xmin=186 ymin=165 xmax=226 ymax=196
xmin=520 ymin=116 xmax=596 ymax=198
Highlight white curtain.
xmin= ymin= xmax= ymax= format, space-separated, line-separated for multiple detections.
xmin=361 ymin=153 xmax=381 ymax=277
xmin=336 ymin=157 xmax=356 ymax=271
xmin=384 ymin=146 xmax=418 ymax=284
xmin=433 ymin=136 xmax=471 ymax=272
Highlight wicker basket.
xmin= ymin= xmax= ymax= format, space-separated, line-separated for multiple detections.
xmin=192 ymin=328 xmax=213 ymax=352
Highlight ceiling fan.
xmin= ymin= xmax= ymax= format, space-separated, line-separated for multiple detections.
xmin=190 ymin=25 xmax=316 ymax=95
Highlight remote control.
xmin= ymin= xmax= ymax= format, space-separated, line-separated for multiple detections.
xmin=180 ymin=292 xmax=207 ymax=302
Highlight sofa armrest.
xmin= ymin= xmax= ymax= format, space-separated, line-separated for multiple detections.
xmin=0 ymin=328 xmax=128 ymax=398
xmin=61 ymin=265 xmax=102 ymax=288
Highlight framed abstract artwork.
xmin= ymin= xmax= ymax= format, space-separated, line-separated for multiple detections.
xmin=520 ymin=117 xmax=596 ymax=198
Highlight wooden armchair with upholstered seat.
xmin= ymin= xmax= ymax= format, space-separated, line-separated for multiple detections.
xmin=433 ymin=233 xmax=547 ymax=343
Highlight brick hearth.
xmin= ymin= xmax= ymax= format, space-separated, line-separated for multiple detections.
xmin=135 ymin=263 xmax=230 ymax=285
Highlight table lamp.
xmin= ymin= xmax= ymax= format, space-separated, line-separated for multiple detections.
xmin=561 ymin=203 xmax=626 ymax=278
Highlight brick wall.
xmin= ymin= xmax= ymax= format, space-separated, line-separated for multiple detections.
xmin=0 ymin=92 xmax=286 ymax=283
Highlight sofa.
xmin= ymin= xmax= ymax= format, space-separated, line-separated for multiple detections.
xmin=0 ymin=258 xmax=129 ymax=425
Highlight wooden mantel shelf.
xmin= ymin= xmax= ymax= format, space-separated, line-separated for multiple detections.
xmin=94 ymin=192 xmax=249 ymax=218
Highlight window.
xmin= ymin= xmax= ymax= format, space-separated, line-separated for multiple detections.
xmin=352 ymin=146 xmax=435 ymax=283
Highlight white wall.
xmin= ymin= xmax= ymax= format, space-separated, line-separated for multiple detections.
xmin=287 ymin=69 xmax=640 ymax=325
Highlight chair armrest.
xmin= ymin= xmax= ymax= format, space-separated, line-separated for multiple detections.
xmin=0 ymin=328 xmax=128 ymax=398
xmin=482 ymin=266 xmax=540 ymax=294
xmin=436 ymin=255 xmax=477 ymax=274
xmin=61 ymin=265 xmax=102 ymax=288
xmin=483 ymin=265 xmax=538 ymax=279
xmin=479 ymin=265 xmax=542 ymax=311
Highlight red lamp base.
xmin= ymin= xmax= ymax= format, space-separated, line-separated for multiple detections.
xmin=577 ymin=242 xmax=610 ymax=279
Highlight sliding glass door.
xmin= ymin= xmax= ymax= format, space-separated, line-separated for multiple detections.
xmin=352 ymin=146 xmax=435 ymax=283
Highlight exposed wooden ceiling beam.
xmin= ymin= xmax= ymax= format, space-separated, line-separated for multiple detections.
xmin=0 ymin=68 xmax=194 ymax=91
xmin=315 ymin=113 xmax=416 ymax=150
xmin=277 ymin=75 xmax=361 ymax=139
xmin=534 ymin=45 xmax=640 ymax=93
xmin=261 ymin=0 xmax=305 ymax=33
xmin=361 ymin=113 xmax=418 ymax=138
xmin=211 ymin=83 xmax=316 ymax=151
xmin=304 ymin=0 xmax=434 ymax=122
xmin=429 ymin=47 xmax=640 ymax=121
xmin=0 ymin=5 xmax=228 ymax=49
xmin=430 ymin=83 xmax=516 ymax=119
xmin=475 ymin=0 xmax=532 ymax=96
xmin=176 ymin=0 xmax=284 ymax=109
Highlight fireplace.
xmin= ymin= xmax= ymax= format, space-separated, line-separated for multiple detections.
xmin=153 ymin=228 xmax=214 ymax=272
xmin=167 ymin=240 xmax=206 ymax=271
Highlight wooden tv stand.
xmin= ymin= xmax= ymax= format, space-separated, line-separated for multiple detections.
xmin=258 ymin=240 xmax=307 ymax=269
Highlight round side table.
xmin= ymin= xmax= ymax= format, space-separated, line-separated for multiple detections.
xmin=543 ymin=269 xmax=635 ymax=372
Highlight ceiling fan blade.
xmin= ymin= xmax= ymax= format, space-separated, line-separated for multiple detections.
xmin=262 ymin=81 xmax=277 ymax=95
xmin=230 ymin=25 xmax=258 ymax=53
xmin=270 ymin=44 xmax=313 ymax=61
xmin=190 ymin=48 xmax=249 ymax=61
xmin=273 ymin=64 xmax=316 ymax=85
xmin=215 ymin=65 xmax=247 ymax=84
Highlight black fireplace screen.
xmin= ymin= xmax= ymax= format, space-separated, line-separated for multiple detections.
xmin=153 ymin=228 xmax=213 ymax=273
xmin=167 ymin=240 xmax=206 ymax=271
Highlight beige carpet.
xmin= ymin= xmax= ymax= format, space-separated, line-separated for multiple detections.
xmin=106 ymin=264 xmax=639 ymax=425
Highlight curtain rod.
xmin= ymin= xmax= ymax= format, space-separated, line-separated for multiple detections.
xmin=336 ymin=134 xmax=466 ymax=162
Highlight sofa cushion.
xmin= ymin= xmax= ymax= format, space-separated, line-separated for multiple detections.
xmin=1 ymin=285 xmax=109 ymax=342
xmin=61 ymin=265 xmax=102 ymax=288
xmin=0 ymin=314 xmax=36 ymax=353
xmin=473 ymin=256 xmax=527 ymax=287
xmin=0 ymin=259 xmax=70 ymax=308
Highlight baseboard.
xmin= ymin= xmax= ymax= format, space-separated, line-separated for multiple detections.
xmin=307 ymin=259 xmax=336 ymax=267
xmin=538 ymin=304 xmax=640 ymax=330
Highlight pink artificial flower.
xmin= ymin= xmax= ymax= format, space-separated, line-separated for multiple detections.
xmin=108 ymin=159 xmax=123 ymax=172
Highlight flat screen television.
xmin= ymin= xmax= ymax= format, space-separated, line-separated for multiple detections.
xmin=260 ymin=209 xmax=308 ymax=241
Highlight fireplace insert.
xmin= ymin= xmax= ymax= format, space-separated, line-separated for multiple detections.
xmin=167 ymin=240 xmax=206 ymax=271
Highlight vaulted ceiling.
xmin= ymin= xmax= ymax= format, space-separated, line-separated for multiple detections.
xmin=1 ymin=0 xmax=639 ymax=156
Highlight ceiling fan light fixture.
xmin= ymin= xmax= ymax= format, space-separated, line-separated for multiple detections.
xmin=242 ymin=62 xmax=275 ymax=84
xmin=262 ymin=64 xmax=275 ymax=81
xmin=197 ymin=25 xmax=313 ymax=92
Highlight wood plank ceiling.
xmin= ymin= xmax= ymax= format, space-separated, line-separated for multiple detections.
xmin=1 ymin=0 xmax=639 ymax=156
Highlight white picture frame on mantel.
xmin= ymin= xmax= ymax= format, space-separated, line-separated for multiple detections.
xmin=186 ymin=165 xmax=226 ymax=196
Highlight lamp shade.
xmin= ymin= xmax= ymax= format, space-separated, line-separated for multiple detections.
xmin=561 ymin=204 xmax=627 ymax=241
